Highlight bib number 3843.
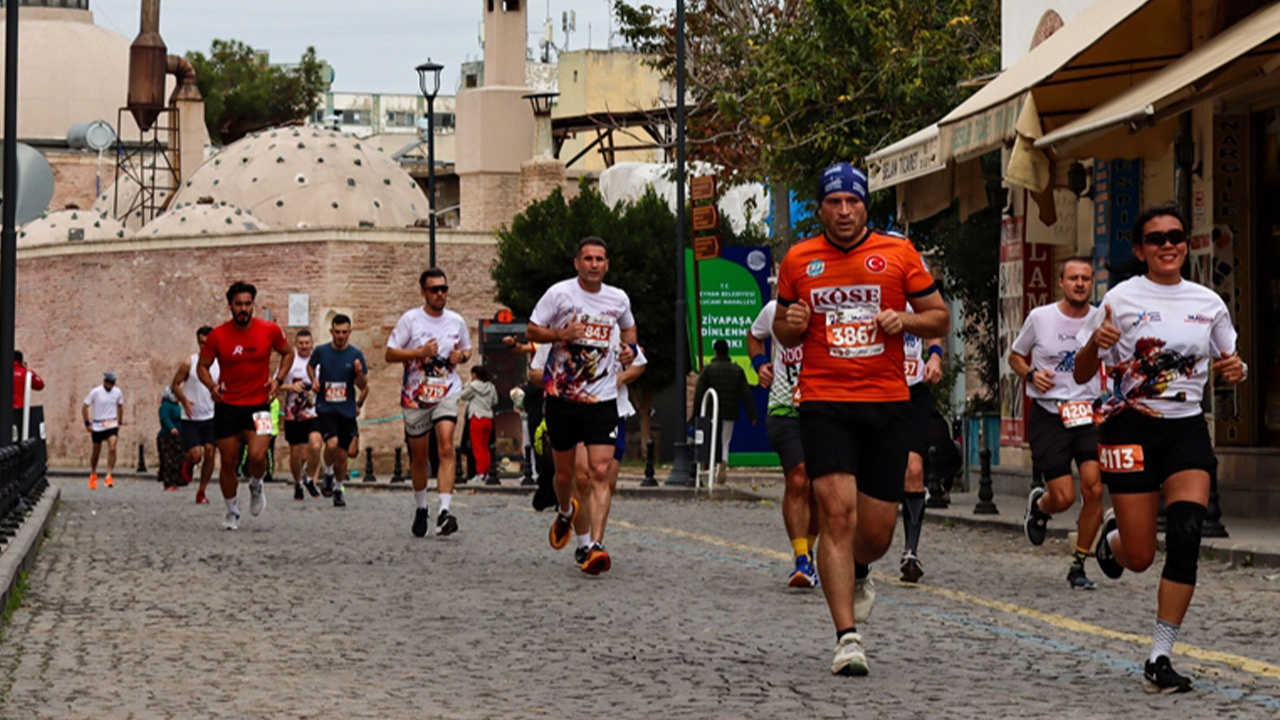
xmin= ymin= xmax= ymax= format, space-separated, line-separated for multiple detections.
xmin=575 ymin=313 xmax=615 ymax=350
xmin=825 ymin=305 xmax=882 ymax=359
xmin=1098 ymin=444 xmax=1145 ymax=473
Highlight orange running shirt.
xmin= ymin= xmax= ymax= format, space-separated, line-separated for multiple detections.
xmin=776 ymin=231 xmax=936 ymax=403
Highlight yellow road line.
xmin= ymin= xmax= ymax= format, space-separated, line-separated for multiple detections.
xmin=613 ymin=519 xmax=1280 ymax=681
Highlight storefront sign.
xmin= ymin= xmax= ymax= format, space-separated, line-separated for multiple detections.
xmin=1212 ymin=114 xmax=1252 ymax=441
xmin=869 ymin=131 xmax=942 ymax=190
xmin=999 ymin=204 xmax=1028 ymax=446
xmin=941 ymin=94 xmax=1025 ymax=161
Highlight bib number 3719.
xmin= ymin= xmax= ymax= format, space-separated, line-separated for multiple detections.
xmin=1098 ymin=444 xmax=1145 ymax=473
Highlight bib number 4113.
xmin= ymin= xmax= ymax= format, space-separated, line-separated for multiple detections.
xmin=1098 ymin=444 xmax=1145 ymax=473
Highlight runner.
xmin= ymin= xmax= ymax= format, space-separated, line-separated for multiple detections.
xmin=385 ymin=268 xmax=471 ymax=537
xmin=309 ymin=314 xmax=368 ymax=508
xmin=198 ymin=281 xmax=293 ymax=530
xmin=773 ymin=162 xmax=948 ymax=675
xmin=899 ymin=327 xmax=943 ymax=583
xmin=1073 ymin=206 xmax=1244 ymax=693
xmin=527 ymin=236 xmax=637 ymax=575
xmin=1011 ymin=257 xmax=1105 ymax=590
xmin=281 ymin=328 xmax=323 ymax=501
xmin=172 ymin=326 xmax=218 ymax=503
xmin=82 ymin=371 xmax=124 ymax=489
xmin=748 ymin=298 xmax=819 ymax=588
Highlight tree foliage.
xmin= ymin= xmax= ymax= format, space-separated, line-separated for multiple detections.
xmin=186 ymin=40 xmax=329 ymax=145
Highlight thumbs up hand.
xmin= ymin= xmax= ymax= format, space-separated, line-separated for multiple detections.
xmin=1092 ymin=304 xmax=1122 ymax=350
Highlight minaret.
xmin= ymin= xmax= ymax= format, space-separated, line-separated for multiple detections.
xmin=455 ymin=0 xmax=535 ymax=231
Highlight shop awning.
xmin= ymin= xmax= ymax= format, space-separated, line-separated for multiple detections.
xmin=866 ymin=124 xmax=940 ymax=191
xmin=1037 ymin=4 xmax=1280 ymax=152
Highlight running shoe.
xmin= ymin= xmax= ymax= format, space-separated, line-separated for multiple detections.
xmin=854 ymin=576 xmax=876 ymax=624
xmin=249 ymin=482 xmax=266 ymax=517
xmin=574 ymin=544 xmax=590 ymax=566
xmin=303 ymin=478 xmax=320 ymax=498
xmin=181 ymin=461 xmax=194 ymax=486
xmin=412 ymin=507 xmax=431 ymax=538
xmin=788 ymin=554 xmax=818 ymax=588
xmin=548 ymin=498 xmax=578 ymax=550
xmin=436 ymin=509 xmax=458 ymax=536
xmin=1143 ymin=655 xmax=1192 ymax=694
xmin=532 ymin=482 xmax=558 ymax=512
xmin=581 ymin=543 xmax=611 ymax=575
xmin=224 ymin=511 xmax=240 ymax=531
xmin=104 ymin=474 xmax=114 ymax=488
xmin=195 ymin=490 xmax=209 ymax=504
xmin=1023 ymin=486 xmax=1049 ymax=546
xmin=1094 ymin=508 xmax=1124 ymax=579
xmin=294 ymin=483 xmax=305 ymax=501
xmin=1067 ymin=565 xmax=1096 ymax=590
xmin=333 ymin=488 xmax=346 ymax=508
xmin=899 ymin=550 xmax=924 ymax=584
xmin=831 ymin=632 xmax=870 ymax=676
xmin=88 ymin=474 xmax=98 ymax=490
xmin=321 ymin=471 xmax=335 ymax=498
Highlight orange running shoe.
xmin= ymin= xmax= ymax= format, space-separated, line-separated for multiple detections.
xmin=104 ymin=474 xmax=114 ymax=488
xmin=581 ymin=544 xmax=611 ymax=575
xmin=88 ymin=474 xmax=98 ymax=490
xmin=548 ymin=498 xmax=578 ymax=550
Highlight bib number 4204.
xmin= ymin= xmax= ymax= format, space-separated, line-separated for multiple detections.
xmin=1098 ymin=444 xmax=1145 ymax=473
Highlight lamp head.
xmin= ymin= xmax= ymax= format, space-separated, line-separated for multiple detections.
xmin=416 ymin=60 xmax=444 ymax=99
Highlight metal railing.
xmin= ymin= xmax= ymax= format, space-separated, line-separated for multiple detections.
xmin=0 ymin=437 xmax=49 ymax=548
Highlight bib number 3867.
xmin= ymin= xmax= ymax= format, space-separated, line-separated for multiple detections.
xmin=1098 ymin=444 xmax=1145 ymax=473
xmin=825 ymin=305 xmax=883 ymax=359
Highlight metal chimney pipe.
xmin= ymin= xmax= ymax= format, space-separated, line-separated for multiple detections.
xmin=127 ymin=0 xmax=167 ymax=132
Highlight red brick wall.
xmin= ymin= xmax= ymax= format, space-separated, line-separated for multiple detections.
xmin=17 ymin=238 xmax=502 ymax=470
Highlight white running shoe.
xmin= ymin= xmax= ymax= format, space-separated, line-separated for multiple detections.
xmin=224 ymin=511 xmax=240 ymax=531
xmin=854 ymin=576 xmax=876 ymax=624
xmin=249 ymin=482 xmax=265 ymax=517
xmin=831 ymin=632 xmax=870 ymax=676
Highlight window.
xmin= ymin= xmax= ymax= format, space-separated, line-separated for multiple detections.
xmin=385 ymin=111 xmax=418 ymax=128
xmin=465 ymin=74 xmax=479 ymax=89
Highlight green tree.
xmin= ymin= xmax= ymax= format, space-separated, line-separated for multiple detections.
xmin=186 ymin=40 xmax=329 ymax=145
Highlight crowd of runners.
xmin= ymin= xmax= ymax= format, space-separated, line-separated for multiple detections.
xmin=71 ymin=159 xmax=1241 ymax=693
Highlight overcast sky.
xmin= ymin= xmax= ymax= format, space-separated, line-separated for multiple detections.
xmin=89 ymin=0 xmax=675 ymax=96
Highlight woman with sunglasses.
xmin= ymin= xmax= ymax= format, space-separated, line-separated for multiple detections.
xmin=1073 ymin=205 xmax=1246 ymax=694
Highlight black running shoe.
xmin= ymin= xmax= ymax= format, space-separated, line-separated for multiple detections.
xmin=1023 ymin=486 xmax=1050 ymax=546
xmin=1066 ymin=565 xmax=1096 ymax=590
xmin=294 ymin=483 xmax=304 ymax=501
xmin=412 ymin=507 xmax=431 ymax=538
xmin=436 ymin=509 xmax=458 ymax=536
xmin=1143 ymin=655 xmax=1192 ymax=694
xmin=1094 ymin=508 xmax=1124 ymax=579
xmin=321 ymin=472 xmax=335 ymax=498
xmin=303 ymin=479 xmax=320 ymax=498
xmin=333 ymin=488 xmax=346 ymax=507
xmin=574 ymin=545 xmax=590 ymax=566
xmin=532 ymin=483 xmax=558 ymax=512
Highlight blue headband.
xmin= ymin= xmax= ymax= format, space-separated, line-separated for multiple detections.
xmin=818 ymin=162 xmax=869 ymax=206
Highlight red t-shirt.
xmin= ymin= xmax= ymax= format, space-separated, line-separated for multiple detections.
xmin=200 ymin=318 xmax=287 ymax=406
xmin=776 ymin=231 xmax=936 ymax=403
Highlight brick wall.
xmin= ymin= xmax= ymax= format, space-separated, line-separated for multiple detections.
xmin=16 ymin=233 xmax=503 ymax=471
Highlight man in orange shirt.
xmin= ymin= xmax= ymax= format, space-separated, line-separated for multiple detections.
xmin=774 ymin=162 xmax=949 ymax=676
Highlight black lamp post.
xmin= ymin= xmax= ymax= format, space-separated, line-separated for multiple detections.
xmin=666 ymin=0 xmax=694 ymax=485
xmin=416 ymin=60 xmax=444 ymax=268
xmin=0 ymin=0 xmax=19 ymax=446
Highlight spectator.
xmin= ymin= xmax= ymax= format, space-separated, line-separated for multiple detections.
xmin=12 ymin=350 xmax=44 ymax=410
xmin=691 ymin=340 xmax=758 ymax=476
xmin=460 ymin=365 xmax=498 ymax=482
xmin=157 ymin=387 xmax=184 ymax=490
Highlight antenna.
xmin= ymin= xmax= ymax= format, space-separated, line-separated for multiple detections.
xmin=562 ymin=10 xmax=576 ymax=51
xmin=478 ymin=20 xmax=484 ymax=50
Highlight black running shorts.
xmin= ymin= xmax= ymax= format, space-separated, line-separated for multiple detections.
xmin=90 ymin=427 xmax=118 ymax=444
xmin=318 ymin=413 xmax=359 ymax=452
xmin=798 ymin=400 xmax=909 ymax=504
xmin=213 ymin=403 xmax=270 ymax=440
xmin=1098 ymin=409 xmax=1215 ymax=494
xmin=545 ymin=396 xmax=619 ymax=452
xmin=180 ymin=419 xmax=215 ymax=450
xmin=906 ymin=383 xmax=933 ymax=457
xmin=1027 ymin=402 xmax=1100 ymax=481
xmin=284 ymin=418 xmax=320 ymax=447
xmin=765 ymin=414 xmax=804 ymax=473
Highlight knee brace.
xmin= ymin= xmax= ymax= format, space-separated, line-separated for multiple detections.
xmin=1161 ymin=501 xmax=1206 ymax=585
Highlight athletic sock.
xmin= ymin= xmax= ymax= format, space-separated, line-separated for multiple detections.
xmin=1150 ymin=619 xmax=1180 ymax=663
xmin=837 ymin=626 xmax=858 ymax=642
xmin=558 ymin=503 xmax=573 ymax=518
xmin=439 ymin=493 xmax=452 ymax=512
xmin=1106 ymin=528 xmax=1120 ymax=550
xmin=854 ymin=562 xmax=870 ymax=580
xmin=325 ymin=464 xmax=334 ymax=477
xmin=791 ymin=537 xmax=810 ymax=558
xmin=577 ymin=533 xmax=592 ymax=549
xmin=807 ymin=535 xmax=818 ymax=554
xmin=414 ymin=490 xmax=429 ymax=510
xmin=902 ymin=491 xmax=926 ymax=554
xmin=225 ymin=497 xmax=239 ymax=514
xmin=1072 ymin=546 xmax=1089 ymax=570
xmin=250 ymin=475 xmax=263 ymax=489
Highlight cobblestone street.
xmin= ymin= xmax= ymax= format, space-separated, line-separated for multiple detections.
xmin=1 ymin=478 xmax=1278 ymax=719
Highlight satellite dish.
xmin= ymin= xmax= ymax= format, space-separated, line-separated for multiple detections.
xmin=67 ymin=120 xmax=116 ymax=151
xmin=0 ymin=142 xmax=55 ymax=226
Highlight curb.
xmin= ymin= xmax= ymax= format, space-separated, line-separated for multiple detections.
xmin=0 ymin=486 xmax=61 ymax=626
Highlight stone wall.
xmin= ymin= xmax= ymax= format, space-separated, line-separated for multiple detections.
xmin=16 ymin=228 xmax=503 ymax=470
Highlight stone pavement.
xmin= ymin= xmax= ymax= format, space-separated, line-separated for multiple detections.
xmin=1 ymin=476 xmax=1279 ymax=718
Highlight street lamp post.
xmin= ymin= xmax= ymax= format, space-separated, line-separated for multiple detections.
xmin=416 ymin=60 xmax=444 ymax=268
xmin=0 ymin=0 xmax=20 ymax=446
xmin=666 ymin=0 xmax=693 ymax=485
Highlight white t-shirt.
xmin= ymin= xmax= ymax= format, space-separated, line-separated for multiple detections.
xmin=84 ymin=385 xmax=123 ymax=431
xmin=615 ymin=343 xmax=648 ymax=419
xmin=1012 ymin=302 xmax=1104 ymax=413
xmin=1077 ymin=276 xmax=1236 ymax=419
xmin=530 ymin=278 xmax=635 ymax=404
xmin=387 ymin=307 xmax=472 ymax=409
xmin=282 ymin=353 xmax=317 ymax=421
xmin=748 ymin=301 xmax=802 ymax=417
xmin=181 ymin=353 xmax=218 ymax=422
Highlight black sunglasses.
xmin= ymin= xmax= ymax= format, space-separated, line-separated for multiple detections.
xmin=426 ymin=285 xmax=449 ymax=294
xmin=1141 ymin=229 xmax=1187 ymax=247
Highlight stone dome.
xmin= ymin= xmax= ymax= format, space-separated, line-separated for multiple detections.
xmin=18 ymin=208 xmax=130 ymax=247
xmin=139 ymin=201 xmax=269 ymax=237
xmin=91 ymin=174 xmax=175 ymax=230
xmin=170 ymin=127 xmax=426 ymax=229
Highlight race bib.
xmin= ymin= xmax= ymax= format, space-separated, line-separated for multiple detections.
xmin=324 ymin=382 xmax=348 ymax=403
xmin=575 ymin=313 xmax=615 ymax=349
xmin=1098 ymin=444 xmax=1145 ymax=473
xmin=418 ymin=377 xmax=450 ymax=404
xmin=252 ymin=411 xmax=273 ymax=436
xmin=1058 ymin=401 xmax=1095 ymax=429
xmin=904 ymin=358 xmax=921 ymax=379
xmin=99 ymin=418 xmax=118 ymax=430
xmin=825 ymin=305 xmax=883 ymax=359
